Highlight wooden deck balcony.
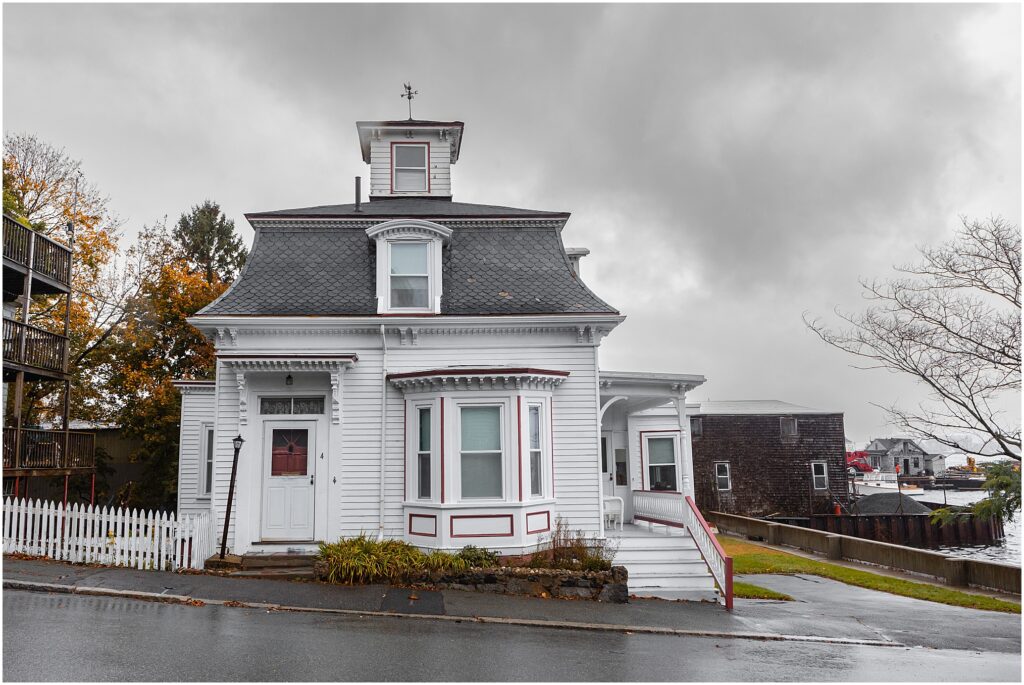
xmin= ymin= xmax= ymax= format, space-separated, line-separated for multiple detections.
xmin=3 ymin=215 xmax=72 ymax=296
xmin=2 ymin=317 xmax=69 ymax=380
xmin=3 ymin=427 xmax=96 ymax=476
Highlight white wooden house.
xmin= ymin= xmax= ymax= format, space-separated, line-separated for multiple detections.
xmin=175 ymin=115 xmax=729 ymax=603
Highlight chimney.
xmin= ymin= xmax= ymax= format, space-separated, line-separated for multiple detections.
xmin=565 ymin=247 xmax=590 ymax=279
xmin=354 ymin=176 xmax=362 ymax=212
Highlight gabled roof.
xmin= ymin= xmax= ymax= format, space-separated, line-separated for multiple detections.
xmin=196 ymin=222 xmax=617 ymax=317
xmin=247 ymin=198 xmax=569 ymax=220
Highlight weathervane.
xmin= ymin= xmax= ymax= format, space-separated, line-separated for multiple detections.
xmin=401 ymin=82 xmax=418 ymax=120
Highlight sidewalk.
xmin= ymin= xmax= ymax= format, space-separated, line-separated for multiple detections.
xmin=3 ymin=556 xmax=1020 ymax=654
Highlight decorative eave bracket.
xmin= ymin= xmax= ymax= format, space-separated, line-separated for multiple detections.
xmin=387 ymin=367 xmax=570 ymax=393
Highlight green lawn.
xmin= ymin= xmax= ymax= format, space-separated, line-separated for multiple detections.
xmin=732 ymin=580 xmax=793 ymax=601
xmin=721 ymin=537 xmax=1020 ymax=614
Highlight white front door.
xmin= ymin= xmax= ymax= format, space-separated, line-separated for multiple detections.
xmin=601 ymin=430 xmax=632 ymax=519
xmin=261 ymin=420 xmax=316 ymax=541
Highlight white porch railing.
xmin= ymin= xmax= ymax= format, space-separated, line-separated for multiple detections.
xmin=632 ymin=490 xmax=734 ymax=610
xmin=3 ymin=497 xmax=216 ymax=571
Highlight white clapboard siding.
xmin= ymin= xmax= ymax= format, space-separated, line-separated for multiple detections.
xmin=177 ymin=385 xmax=217 ymax=519
xmin=2 ymin=497 xmax=215 ymax=571
xmin=368 ymin=136 xmax=453 ymax=198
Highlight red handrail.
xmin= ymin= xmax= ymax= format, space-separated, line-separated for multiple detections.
xmin=685 ymin=495 xmax=733 ymax=611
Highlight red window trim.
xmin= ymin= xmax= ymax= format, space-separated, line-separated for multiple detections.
xmin=391 ymin=141 xmax=431 ymax=194
xmin=638 ymin=429 xmax=682 ymax=491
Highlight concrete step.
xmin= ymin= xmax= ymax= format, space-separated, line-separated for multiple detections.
xmin=613 ymin=538 xmax=698 ymax=551
xmin=240 ymin=553 xmax=317 ymax=570
xmin=613 ymin=560 xmax=709 ymax=575
xmin=228 ymin=567 xmax=315 ymax=580
xmin=613 ymin=549 xmax=704 ymax=564
xmin=631 ymin=588 xmax=721 ymax=602
xmin=628 ymin=571 xmax=717 ymax=590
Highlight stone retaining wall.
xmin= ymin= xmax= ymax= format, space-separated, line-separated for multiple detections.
xmin=411 ymin=566 xmax=630 ymax=603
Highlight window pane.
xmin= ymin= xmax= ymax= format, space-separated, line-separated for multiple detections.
xmin=260 ymin=397 xmax=292 ymax=415
xmin=394 ymin=168 xmax=426 ymax=191
xmin=271 ymin=429 xmax=308 ymax=477
xmin=529 ymin=406 xmax=541 ymax=450
xmin=530 ymin=450 xmax=542 ymax=496
xmin=418 ymin=453 xmax=431 ymax=499
xmin=418 ymin=407 xmax=431 ymax=452
xmin=461 ymin=452 xmax=502 ymax=497
xmin=717 ymin=475 xmax=730 ymax=490
xmin=204 ymin=428 xmax=214 ymax=495
xmin=293 ymin=397 xmax=324 ymax=414
xmin=395 ymin=145 xmax=426 ymax=168
xmin=601 ymin=437 xmax=608 ymax=473
xmin=390 ymin=276 xmax=429 ymax=308
xmin=461 ymin=406 xmax=501 ymax=451
xmin=648 ymin=437 xmax=675 ymax=464
xmin=649 ymin=465 xmax=677 ymax=491
xmin=390 ymin=243 xmax=428 ymax=275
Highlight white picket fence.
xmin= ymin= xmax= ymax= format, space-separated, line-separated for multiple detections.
xmin=2 ymin=497 xmax=216 ymax=571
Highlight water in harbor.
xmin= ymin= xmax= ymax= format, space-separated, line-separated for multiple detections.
xmin=917 ymin=490 xmax=1021 ymax=566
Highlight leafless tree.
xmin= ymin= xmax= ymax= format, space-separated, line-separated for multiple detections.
xmin=805 ymin=217 xmax=1021 ymax=460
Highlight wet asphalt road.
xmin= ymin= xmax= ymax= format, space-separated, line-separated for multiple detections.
xmin=3 ymin=590 xmax=1021 ymax=682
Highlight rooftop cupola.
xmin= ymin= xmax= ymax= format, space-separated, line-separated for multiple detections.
xmin=356 ymin=109 xmax=464 ymax=201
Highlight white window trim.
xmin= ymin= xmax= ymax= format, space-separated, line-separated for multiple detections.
xmin=455 ymin=398 xmax=511 ymax=502
xmin=199 ymin=423 xmax=214 ymax=498
xmin=392 ymin=142 xmax=428 ymax=193
xmin=714 ymin=461 xmax=731 ymax=491
xmin=409 ymin=400 xmax=437 ymax=501
xmin=643 ymin=431 xmax=681 ymax=492
xmin=366 ymin=220 xmax=451 ymax=315
xmin=811 ymin=461 xmax=828 ymax=490
xmin=781 ymin=417 xmax=798 ymax=438
xmin=525 ymin=400 xmax=548 ymax=499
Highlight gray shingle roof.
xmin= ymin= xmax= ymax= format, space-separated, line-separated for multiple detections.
xmin=247 ymin=198 xmax=568 ymax=219
xmin=197 ymin=224 xmax=617 ymax=317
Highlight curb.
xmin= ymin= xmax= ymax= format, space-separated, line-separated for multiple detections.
xmin=4 ymin=580 xmax=903 ymax=648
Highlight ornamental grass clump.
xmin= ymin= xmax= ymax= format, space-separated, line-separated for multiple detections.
xmin=316 ymin=535 xmax=468 ymax=584
xmin=531 ymin=518 xmax=618 ymax=572
xmin=456 ymin=545 xmax=499 ymax=568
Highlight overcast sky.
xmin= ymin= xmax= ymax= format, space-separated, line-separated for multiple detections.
xmin=3 ymin=3 xmax=1020 ymax=445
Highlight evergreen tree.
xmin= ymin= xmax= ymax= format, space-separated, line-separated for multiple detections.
xmin=172 ymin=200 xmax=247 ymax=284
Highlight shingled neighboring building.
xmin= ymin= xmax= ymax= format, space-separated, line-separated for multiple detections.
xmin=174 ymin=110 xmax=735 ymax=603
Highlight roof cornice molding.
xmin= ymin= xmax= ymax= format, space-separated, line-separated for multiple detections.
xmin=246 ymin=217 xmax=569 ymax=231
xmin=172 ymin=380 xmax=216 ymax=395
xmin=365 ymin=218 xmax=453 ymax=245
xmin=388 ymin=367 xmax=569 ymax=393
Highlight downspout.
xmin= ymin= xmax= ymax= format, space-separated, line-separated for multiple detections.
xmin=377 ymin=325 xmax=388 ymax=541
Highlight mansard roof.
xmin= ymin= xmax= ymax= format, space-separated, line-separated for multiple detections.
xmin=247 ymin=198 xmax=569 ymax=220
xmin=196 ymin=213 xmax=617 ymax=317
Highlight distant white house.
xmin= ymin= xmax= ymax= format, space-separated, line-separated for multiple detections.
xmin=174 ymin=111 xmax=732 ymax=602
xmin=864 ymin=438 xmax=945 ymax=475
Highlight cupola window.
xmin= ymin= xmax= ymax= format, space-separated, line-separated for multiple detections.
xmin=393 ymin=143 xmax=428 ymax=192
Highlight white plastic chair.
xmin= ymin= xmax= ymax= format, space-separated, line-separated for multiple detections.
xmin=603 ymin=495 xmax=624 ymax=531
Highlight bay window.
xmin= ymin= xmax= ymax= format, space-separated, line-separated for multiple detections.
xmin=460 ymin=405 xmax=503 ymax=499
xmin=528 ymin=404 xmax=543 ymax=497
xmin=417 ymin=407 xmax=432 ymax=499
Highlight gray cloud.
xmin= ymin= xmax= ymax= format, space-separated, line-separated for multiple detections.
xmin=3 ymin=3 xmax=1019 ymax=444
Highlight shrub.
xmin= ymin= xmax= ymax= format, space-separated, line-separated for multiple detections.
xmin=424 ymin=550 xmax=468 ymax=574
xmin=546 ymin=518 xmax=616 ymax=572
xmin=457 ymin=545 xmax=499 ymax=568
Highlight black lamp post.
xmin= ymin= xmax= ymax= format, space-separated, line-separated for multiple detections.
xmin=220 ymin=434 xmax=245 ymax=560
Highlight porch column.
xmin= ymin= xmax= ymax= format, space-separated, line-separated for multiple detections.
xmin=673 ymin=396 xmax=695 ymax=498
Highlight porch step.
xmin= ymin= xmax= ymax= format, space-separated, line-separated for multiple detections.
xmin=240 ymin=553 xmax=317 ymax=570
xmin=228 ymin=567 xmax=315 ymax=580
xmin=632 ymin=588 xmax=721 ymax=602
xmin=628 ymin=569 xmax=717 ymax=590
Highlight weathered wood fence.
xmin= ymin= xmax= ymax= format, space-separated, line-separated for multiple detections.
xmin=3 ymin=497 xmax=215 ymax=571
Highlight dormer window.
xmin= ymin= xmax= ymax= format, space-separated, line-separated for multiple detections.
xmin=393 ymin=143 xmax=428 ymax=192
xmin=366 ymin=219 xmax=452 ymax=314
xmin=390 ymin=242 xmax=429 ymax=308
